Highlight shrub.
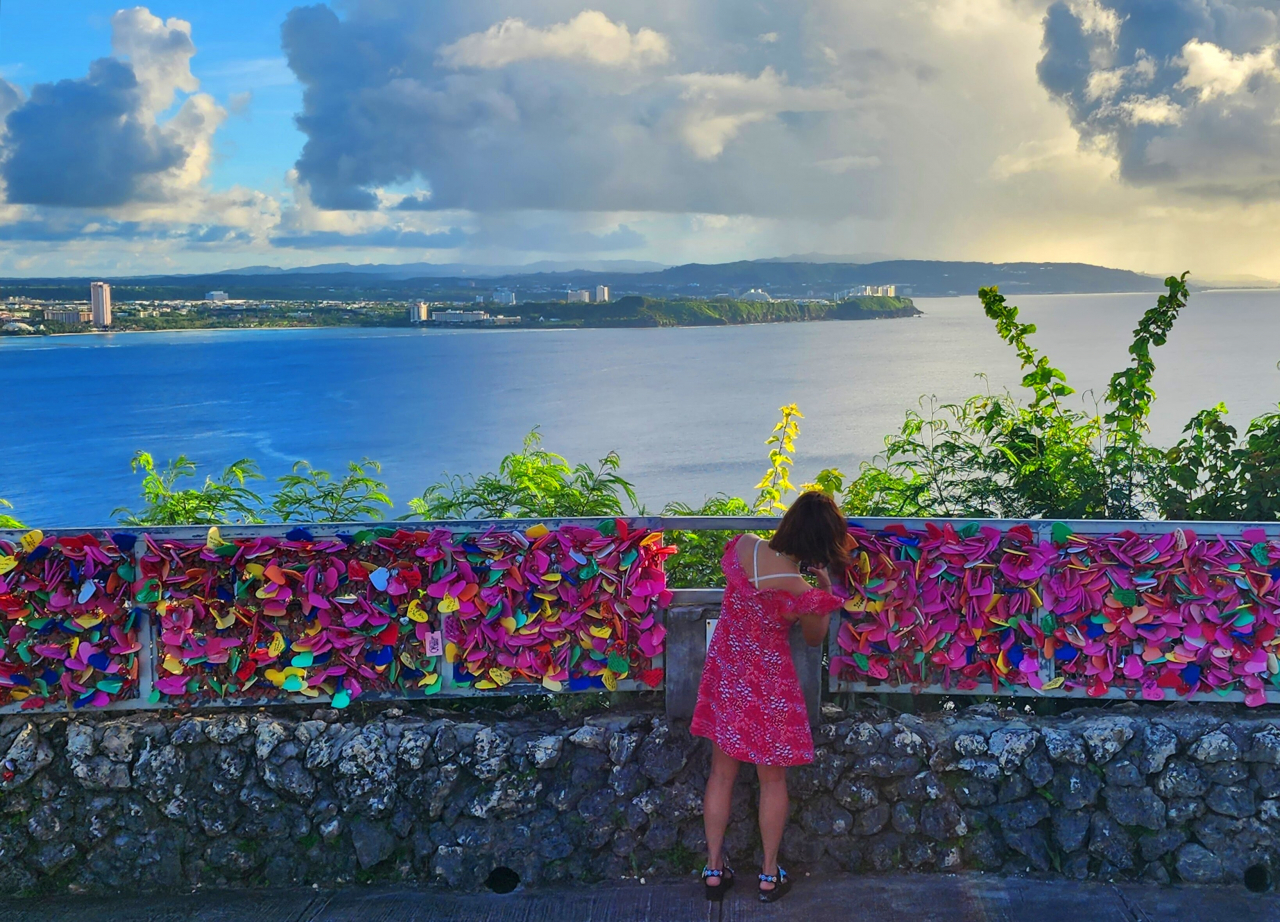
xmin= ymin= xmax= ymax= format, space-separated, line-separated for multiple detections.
xmin=409 ymin=429 xmax=638 ymax=520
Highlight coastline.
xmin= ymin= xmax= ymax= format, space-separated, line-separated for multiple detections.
xmin=0 ymin=308 xmax=924 ymax=339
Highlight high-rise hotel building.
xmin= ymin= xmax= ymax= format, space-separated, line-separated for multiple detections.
xmin=90 ymin=281 xmax=112 ymax=327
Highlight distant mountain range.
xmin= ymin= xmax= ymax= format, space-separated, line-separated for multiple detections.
xmin=213 ymin=259 xmax=669 ymax=278
xmin=0 ymin=258 xmax=1268 ymax=302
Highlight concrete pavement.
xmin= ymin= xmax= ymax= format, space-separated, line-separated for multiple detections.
xmin=0 ymin=873 xmax=1277 ymax=922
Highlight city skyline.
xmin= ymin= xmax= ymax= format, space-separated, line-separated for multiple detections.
xmin=0 ymin=2 xmax=1278 ymax=280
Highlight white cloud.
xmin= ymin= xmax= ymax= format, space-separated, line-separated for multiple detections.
xmin=439 ymin=10 xmax=670 ymax=69
xmin=108 ymin=8 xmax=227 ymax=206
xmin=110 ymin=7 xmax=200 ymax=115
xmin=1070 ymin=0 xmax=1122 ymax=44
xmin=813 ymin=154 xmax=881 ymax=173
xmin=1118 ymin=94 xmax=1183 ymax=125
xmin=673 ymin=67 xmax=855 ymax=159
xmin=1177 ymin=39 xmax=1280 ymax=101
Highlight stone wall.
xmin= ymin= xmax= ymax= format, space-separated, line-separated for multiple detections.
xmin=2 ymin=701 xmax=1280 ymax=895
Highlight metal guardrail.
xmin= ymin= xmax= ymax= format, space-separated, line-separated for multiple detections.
xmin=825 ymin=518 xmax=1280 ymax=706
xmin=4 ymin=515 xmax=1279 ymax=715
xmin=0 ymin=517 xmax=771 ymax=716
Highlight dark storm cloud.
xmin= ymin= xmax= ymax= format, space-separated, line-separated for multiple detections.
xmin=1038 ymin=0 xmax=1280 ymax=198
xmin=2 ymin=59 xmax=186 ymax=207
xmin=280 ymin=1 xmax=876 ymax=219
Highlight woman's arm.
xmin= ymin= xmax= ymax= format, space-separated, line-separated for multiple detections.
xmin=798 ymin=611 xmax=830 ymax=647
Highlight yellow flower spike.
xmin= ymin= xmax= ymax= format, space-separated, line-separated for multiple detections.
xmin=162 ymin=655 xmax=184 ymax=675
xmin=439 ymin=593 xmax=460 ymax=614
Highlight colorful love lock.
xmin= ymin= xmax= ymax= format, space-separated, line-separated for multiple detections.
xmin=833 ymin=522 xmax=1280 ymax=706
xmin=136 ymin=520 xmax=674 ymax=707
xmin=0 ymin=532 xmax=139 ymax=709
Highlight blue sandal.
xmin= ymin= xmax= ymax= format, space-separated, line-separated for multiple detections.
xmin=701 ymin=863 xmax=735 ymax=902
xmin=758 ymin=866 xmax=791 ymax=903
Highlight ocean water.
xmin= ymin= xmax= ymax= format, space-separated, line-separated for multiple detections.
xmin=3 ymin=288 xmax=1279 ymax=527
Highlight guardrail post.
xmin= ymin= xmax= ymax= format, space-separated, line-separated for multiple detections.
xmin=663 ymin=604 xmax=712 ymax=721
xmin=135 ymin=604 xmax=155 ymax=706
xmin=663 ymin=590 xmax=822 ymax=728
xmin=790 ymin=623 xmax=823 ymax=728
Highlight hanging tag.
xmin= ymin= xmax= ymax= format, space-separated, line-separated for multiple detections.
xmin=426 ymin=631 xmax=443 ymax=657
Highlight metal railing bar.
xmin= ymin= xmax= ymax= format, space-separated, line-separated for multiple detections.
xmin=6 ymin=515 xmax=1280 ymax=542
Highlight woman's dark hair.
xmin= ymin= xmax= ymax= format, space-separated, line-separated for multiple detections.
xmin=769 ymin=490 xmax=851 ymax=573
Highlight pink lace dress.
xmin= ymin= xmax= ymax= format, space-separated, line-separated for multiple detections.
xmin=690 ymin=535 xmax=843 ymax=766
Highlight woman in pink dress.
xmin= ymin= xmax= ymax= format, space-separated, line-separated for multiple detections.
xmin=691 ymin=491 xmax=848 ymax=903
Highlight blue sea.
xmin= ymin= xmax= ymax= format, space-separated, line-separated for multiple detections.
xmin=3 ymin=289 xmax=1280 ymax=527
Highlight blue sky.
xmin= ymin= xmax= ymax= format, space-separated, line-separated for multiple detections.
xmin=0 ymin=1 xmax=1278 ymax=278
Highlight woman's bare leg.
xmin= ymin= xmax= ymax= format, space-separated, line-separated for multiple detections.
xmin=756 ymin=764 xmax=788 ymax=890
xmin=703 ymin=743 xmax=741 ymax=885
